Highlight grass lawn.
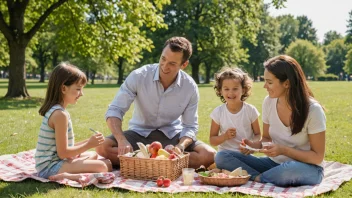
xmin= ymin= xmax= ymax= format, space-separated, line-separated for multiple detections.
xmin=0 ymin=79 xmax=352 ymax=197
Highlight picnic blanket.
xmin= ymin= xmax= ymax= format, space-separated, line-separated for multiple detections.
xmin=1 ymin=150 xmax=352 ymax=197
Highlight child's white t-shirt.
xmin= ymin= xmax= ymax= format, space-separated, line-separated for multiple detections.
xmin=210 ymin=102 xmax=260 ymax=152
xmin=262 ymin=96 xmax=326 ymax=166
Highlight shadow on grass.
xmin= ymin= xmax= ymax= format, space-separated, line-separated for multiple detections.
xmin=0 ymin=180 xmax=61 ymax=197
xmin=0 ymin=180 xmax=132 ymax=197
xmin=0 ymin=83 xmax=120 ymax=89
xmin=198 ymin=84 xmax=213 ymax=88
xmin=0 ymin=97 xmax=44 ymax=110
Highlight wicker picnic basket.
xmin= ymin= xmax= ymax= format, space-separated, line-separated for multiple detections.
xmin=199 ymin=175 xmax=250 ymax=186
xmin=119 ymin=152 xmax=190 ymax=181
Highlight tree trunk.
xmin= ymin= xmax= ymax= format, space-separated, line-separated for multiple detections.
xmin=5 ymin=41 xmax=30 ymax=98
xmin=117 ymin=57 xmax=124 ymax=85
xmin=39 ymin=48 xmax=46 ymax=82
xmin=52 ymin=50 xmax=59 ymax=67
xmin=191 ymin=58 xmax=200 ymax=84
xmin=39 ymin=60 xmax=45 ymax=82
xmin=91 ymin=71 xmax=96 ymax=85
xmin=85 ymin=70 xmax=89 ymax=81
xmin=205 ymin=63 xmax=211 ymax=84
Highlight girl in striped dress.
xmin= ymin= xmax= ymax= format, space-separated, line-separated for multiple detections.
xmin=35 ymin=63 xmax=112 ymax=182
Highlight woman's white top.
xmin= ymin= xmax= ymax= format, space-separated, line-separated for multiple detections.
xmin=262 ymin=96 xmax=326 ymax=166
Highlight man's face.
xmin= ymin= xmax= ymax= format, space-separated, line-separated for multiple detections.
xmin=159 ymin=45 xmax=188 ymax=81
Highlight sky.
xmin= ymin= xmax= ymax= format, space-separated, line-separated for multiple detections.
xmin=265 ymin=0 xmax=351 ymax=42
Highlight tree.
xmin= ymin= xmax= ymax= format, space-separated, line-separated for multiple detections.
xmin=324 ymin=39 xmax=348 ymax=75
xmin=32 ymin=32 xmax=54 ymax=82
xmin=286 ymin=39 xmax=326 ymax=78
xmin=142 ymin=0 xmax=264 ymax=83
xmin=323 ymin=30 xmax=343 ymax=46
xmin=276 ymin=14 xmax=299 ymax=53
xmin=345 ymin=10 xmax=352 ymax=45
xmin=0 ymin=0 xmax=169 ymax=98
xmin=242 ymin=4 xmax=281 ymax=79
xmin=296 ymin=16 xmax=318 ymax=45
xmin=0 ymin=33 xmax=9 ymax=67
xmin=344 ymin=49 xmax=352 ymax=74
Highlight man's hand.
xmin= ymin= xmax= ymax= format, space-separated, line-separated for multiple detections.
xmin=117 ymin=139 xmax=133 ymax=156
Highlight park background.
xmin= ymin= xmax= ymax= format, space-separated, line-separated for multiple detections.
xmin=1 ymin=0 xmax=352 ymax=197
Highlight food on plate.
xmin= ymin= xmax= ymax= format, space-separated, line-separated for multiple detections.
xmin=198 ymin=167 xmax=249 ymax=178
xmin=207 ymin=162 xmax=216 ymax=170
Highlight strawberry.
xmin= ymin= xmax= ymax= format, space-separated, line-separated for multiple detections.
xmin=163 ymin=178 xmax=171 ymax=187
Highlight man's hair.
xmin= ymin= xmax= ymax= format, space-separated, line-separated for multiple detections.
xmin=164 ymin=37 xmax=192 ymax=64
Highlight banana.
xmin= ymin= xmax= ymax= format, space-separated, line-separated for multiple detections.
xmin=157 ymin=148 xmax=170 ymax=158
xmin=136 ymin=142 xmax=150 ymax=158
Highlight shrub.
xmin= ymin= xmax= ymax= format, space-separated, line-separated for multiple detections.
xmin=316 ymin=73 xmax=339 ymax=81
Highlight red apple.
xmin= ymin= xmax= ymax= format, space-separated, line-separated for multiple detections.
xmin=156 ymin=176 xmax=164 ymax=187
xmin=149 ymin=141 xmax=162 ymax=155
xmin=164 ymin=144 xmax=174 ymax=154
xmin=168 ymin=154 xmax=176 ymax=159
xmin=163 ymin=178 xmax=171 ymax=187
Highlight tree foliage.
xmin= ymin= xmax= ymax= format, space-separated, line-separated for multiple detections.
xmin=0 ymin=0 xmax=170 ymax=98
xmin=276 ymin=15 xmax=298 ymax=53
xmin=242 ymin=4 xmax=281 ymax=79
xmin=323 ymin=30 xmax=343 ymax=46
xmin=141 ymin=0 xmax=266 ymax=83
xmin=324 ymin=39 xmax=348 ymax=75
xmin=286 ymin=39 xmax=326 ymax=78
xmin=296 ymin=16 xmax=318 ymax=45
xmin=345 ymin=10 xmax=352 ymax=45
xmin=344 ymin=48 xmax=352 ymax=74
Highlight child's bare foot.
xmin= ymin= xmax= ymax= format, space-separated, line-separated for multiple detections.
xmin=49 ymin=172 xmax=84 ymax=184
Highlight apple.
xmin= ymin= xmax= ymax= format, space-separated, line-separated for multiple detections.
xmin=150 ymin=153 xmax=158 ymax=158
xmin=149 ymin=141 xmax=162 ymax=155
xmin=156 ymin=176 xmax=164 ymax=187
xmin=163 ymin=178 xmax=171 ymax=187
xmin=168 ymin=154 xmax=176 ymax=159
xmin=164 ymin=144 xmax=174 ymax=154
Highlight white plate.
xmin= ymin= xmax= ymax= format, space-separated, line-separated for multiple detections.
xmin=240 ymin=144 xmax=260 ymax=152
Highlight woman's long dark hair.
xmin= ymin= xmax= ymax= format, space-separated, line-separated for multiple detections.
xmin=264 ymin=55 xmax=314 ymax=135
xmin=39 ymin=62 xmax=87 ymax=116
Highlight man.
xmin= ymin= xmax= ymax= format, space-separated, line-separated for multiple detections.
xmin=96 ymin=37 xmax=216 ymax=168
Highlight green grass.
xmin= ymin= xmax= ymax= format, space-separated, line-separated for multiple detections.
xmin=1 ymin=79 xmax=352 ymax=197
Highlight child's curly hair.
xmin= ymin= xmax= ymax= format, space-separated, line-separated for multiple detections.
xmin=214 ymin=67 xmax=253 ymax=103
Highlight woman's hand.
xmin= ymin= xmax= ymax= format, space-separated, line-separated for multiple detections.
xmin=224 ymin=128 xmax=237 ymax=140
xmin=260 ymin=143 xmax=283 ymax=157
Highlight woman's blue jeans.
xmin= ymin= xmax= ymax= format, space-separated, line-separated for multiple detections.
xmin=215 ymin=150 xmax=324 ymax=187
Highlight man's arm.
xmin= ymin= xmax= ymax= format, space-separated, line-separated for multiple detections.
xmin=178 ymin=89 xmax=199 ymax=149
xmin=105 ymin=72 xmax=138 ymax=155
xmin=107 ymin=117 xmax=132 ymax=155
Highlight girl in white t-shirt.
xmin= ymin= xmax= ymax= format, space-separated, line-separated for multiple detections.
xmin=209 ymin=67 xmax=261 ymax=154
xmin=215 ymin=55 xmax=326 ymax=187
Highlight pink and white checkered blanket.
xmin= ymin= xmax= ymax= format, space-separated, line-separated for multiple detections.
xmin=1 ymin=150 xmax=352 ymax=197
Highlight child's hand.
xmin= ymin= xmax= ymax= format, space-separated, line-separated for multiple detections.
xmin=87 ymin=132 xmax=105 ymax=148
xmin=239 ymin=139 xmax=253 ymax=155
xmin=224 ymin=128 xmax=236 ymax=140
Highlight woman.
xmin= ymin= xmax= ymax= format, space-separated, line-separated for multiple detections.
xmin=215 ymin=55 xmax=326 ymax=187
